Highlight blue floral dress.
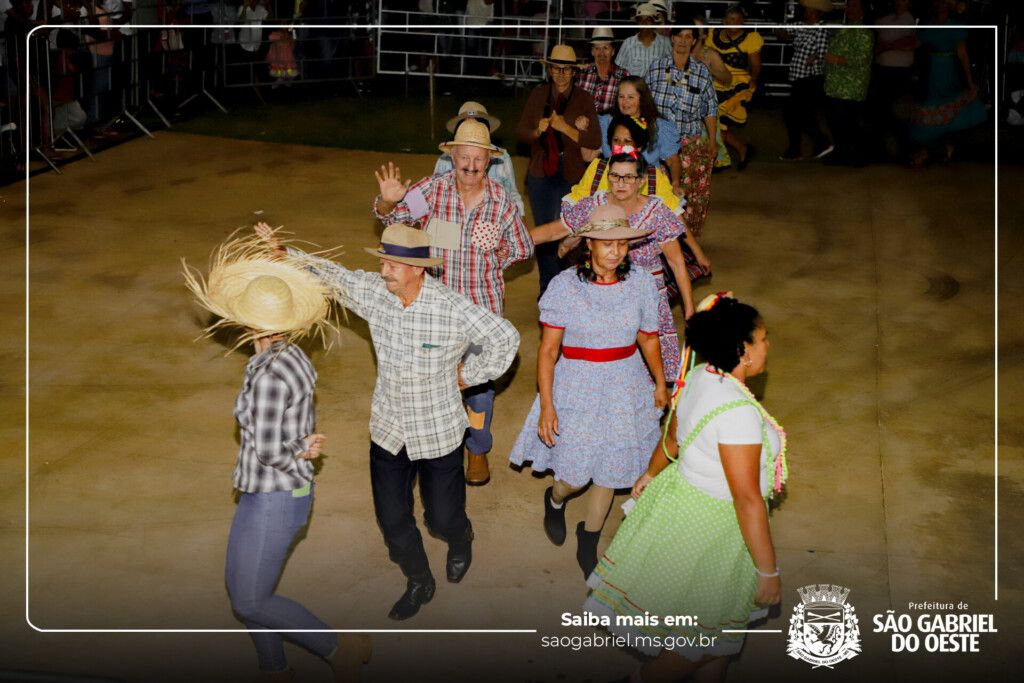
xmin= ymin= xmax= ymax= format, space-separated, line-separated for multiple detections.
xmin=508 ymin=268 xmax=663 ymax=488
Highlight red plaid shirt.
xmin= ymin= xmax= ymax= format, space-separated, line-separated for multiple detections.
xmin=575 ymin=63 xmax=630 ymax=114
xmin=373 ymin=172 xmax=532 ymax=316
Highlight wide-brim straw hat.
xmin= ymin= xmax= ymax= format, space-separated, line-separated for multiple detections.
xmin=635 ymin=3 xmax=660 ymax=18
xmin=446 ymin=101 xmax=500 ymax=133
xmin=649 ymin=0 xmax=670 ymax=15
xmin=590 ymin=27 xmax=615 ymax=43
xmin=182 ymin=229 xmax=339 ymax=351
xmin=438 ymin=118 xmax=501 ymax=157
xmin=799 ymin=0 xmax=834 ymax=12
xmin=363 ymin=223 xmax=443 ymax=267
xmin=576 ymin=204 xmax=652 ymax=241
xmin=541 ymin=44 xmax=583 ymax=67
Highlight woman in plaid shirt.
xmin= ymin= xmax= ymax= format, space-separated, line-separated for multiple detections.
xmin=184 ymin=232 xmax=369 ymax=681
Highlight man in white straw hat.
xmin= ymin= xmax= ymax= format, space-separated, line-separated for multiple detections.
xmin=260 ymin=222 xmax=520 ymax=621
xmin=433 ymin=101 xmax=525 ymax=215
xmin=182 ymin=232 xmax=370 ymax=680
xmin=615 ymin=3 xmax=671 ymax=78
xmin=577 ymin=27 xmax=630 ymax=115
xmin=374 ymin=119 xmax=532 ymax=487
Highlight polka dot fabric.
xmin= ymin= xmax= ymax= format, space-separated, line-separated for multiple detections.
xmin=471 ymin=219 xmax=502 ymax=253
xmin=582 ymin=466 xmax=766 ymax=660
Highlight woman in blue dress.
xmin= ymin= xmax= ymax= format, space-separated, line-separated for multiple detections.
xmin=909 ymin=0 xmax=987 ymax=165
xmin=509 ymin=204 xmax=668 ymax=580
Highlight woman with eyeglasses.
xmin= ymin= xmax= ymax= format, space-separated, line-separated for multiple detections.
xmin=531 ymin=151 xmax=710 ymax=383
xmin=642 ymin=26 xmax=720 ymax=237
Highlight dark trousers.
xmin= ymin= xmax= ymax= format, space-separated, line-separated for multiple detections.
xmin=783 ymin=75 xmax=830 ymax=156
xmin=868 ymin=65 xmax=914 ymax=159
xmin=825 ymin=96 xmax=868 ymax=166
xmin=370 ymin=441 xmax=471 ymax=579
xmin=527 ymin=172 xmax=572 ymax=296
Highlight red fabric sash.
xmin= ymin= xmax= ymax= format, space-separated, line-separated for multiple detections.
xmin=561 ymin=344 xmax=637 ymax=362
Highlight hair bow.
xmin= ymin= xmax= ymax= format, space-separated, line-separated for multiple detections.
xmin=696 ymin=290 xmax=734 ymax=313
xmin=630 ymin=115 xmax=648 ymax=130
xmin=611 ymin=144 xmax=639 ymax=159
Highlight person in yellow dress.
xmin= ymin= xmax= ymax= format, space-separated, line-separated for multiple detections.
xmin=564 ymin=114 xmax=683 ymax=216
xmin=705 ymin=4 xmax=763 ymax=170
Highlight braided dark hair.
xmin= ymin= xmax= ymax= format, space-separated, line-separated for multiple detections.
xmin=684 ymin=297 xmax=762 ymax=372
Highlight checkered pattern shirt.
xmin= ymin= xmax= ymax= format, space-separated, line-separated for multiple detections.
xmin=576 ymin=62 xmax=630 ymax=114
xmin=644 ymin=57 xmax=719 ymax=138
xmin=373 ymin=172 xmax=532 ymax=316
xmin=291 ymin=255 xmax=521 ymax=461
xmin=615 ymin=33 xmax=672 ymax=81
xmin=787 ymin=26 xmax=829 ymax=81
xmin=232 ymin=342 xmax=316 ymax=493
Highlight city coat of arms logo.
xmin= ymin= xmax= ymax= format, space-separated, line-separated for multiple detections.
xmin=787 ymin=584 xmax=862 ymax=668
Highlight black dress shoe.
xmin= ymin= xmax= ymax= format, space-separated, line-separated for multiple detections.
xmin=388 ymin=575 xmax=436 ymax=621
xmin=446 ymin=543 xmax=472 ymax=583
xmin=543 ymin=486 xmax=567 ymax=546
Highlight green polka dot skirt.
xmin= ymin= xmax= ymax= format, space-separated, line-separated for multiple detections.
xmin=583 ymin=466 xmax=764 ymax=658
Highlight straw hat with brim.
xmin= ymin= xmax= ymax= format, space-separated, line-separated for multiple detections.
xmin=363 ymin=223 xmax=443 ymax=267
xmin=446 ymin=101 xmax=500 ymax=134
xmin=590 ymin=27 xmax=615 ymax=43
xmin=649 ymin=0 xmax=670 ymax=15
xmin=635 ymin=3 xmax=660 ymax=18
xmin=799 ymin=0 xmax=834 ymax=12
xmin=541 ymin=44 xmax=583 ymax=67
xmin=182 ymin=230 xmax=339 ymax=351
xmin=576 ymin=204 xmax=652 ymax=241
xmin=438 ymin=119 xmax=501 ymax=157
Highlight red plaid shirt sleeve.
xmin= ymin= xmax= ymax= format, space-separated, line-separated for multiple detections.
xmin=576 ymin=64 xmax=629 ymax=114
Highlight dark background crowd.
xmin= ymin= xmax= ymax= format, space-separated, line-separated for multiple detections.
xmin=0 ymin=0 xmax=1016 ymax=183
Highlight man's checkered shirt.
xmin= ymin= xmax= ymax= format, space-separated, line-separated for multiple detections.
xmin=787 ymin=27 xmax=829 ymax=81
xmin=293 ymin=255 xmax=520 ymax=461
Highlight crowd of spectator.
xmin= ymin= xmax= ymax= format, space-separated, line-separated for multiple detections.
xmin=0 ymin=0 xmax=1008 ymax=180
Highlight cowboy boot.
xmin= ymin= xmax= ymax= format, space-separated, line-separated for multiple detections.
xmin=466 ymin=451 xmax=490 ymax=486
xmin=446 ymin=527 xmax=474 ymax=583
xmin=543 ymin=486 xmax=566 ymax=546
xmin=576 ymin=522 xmax=601 ymax=580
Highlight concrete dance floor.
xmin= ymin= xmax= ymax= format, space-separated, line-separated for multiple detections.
xmin=1 ymin=132 xmax=1020 ymax=682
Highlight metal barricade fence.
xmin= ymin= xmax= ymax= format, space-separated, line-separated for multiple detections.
xmin=376 ymin=4 xmax=555 ymax=84
xmin=219 ymin=14 xmax=376 ymax=88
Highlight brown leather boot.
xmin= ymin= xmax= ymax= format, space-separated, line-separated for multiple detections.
xmin=466 ymin=451 xmax=490 ymax=486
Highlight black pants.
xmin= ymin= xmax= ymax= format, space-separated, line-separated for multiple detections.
xmin=370 ymin=441 xmax=471 ymax=579
xmin=867 ymin=65 xmax=914 ymax=159
xmin=825 ymin=96 xmax=867 ymax=166
xmin=527 ymin=171 xmax=572 ymax=296
xmin=783 ymin=75 xmax=830 ymax=156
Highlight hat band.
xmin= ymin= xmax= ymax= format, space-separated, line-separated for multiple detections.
xmin=578 ymin=218 xmax=631 ymax=235
xmin=381 ymin=243 xmax=431 ymax=259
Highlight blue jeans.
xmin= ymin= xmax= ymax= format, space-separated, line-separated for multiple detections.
xmin=527 ymin=172 xmax=572 ymax=296
xmin=463 ymin=380 xmax=495 ymax=454
xmin=225 ymin=485 xmax=336 ymax=672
